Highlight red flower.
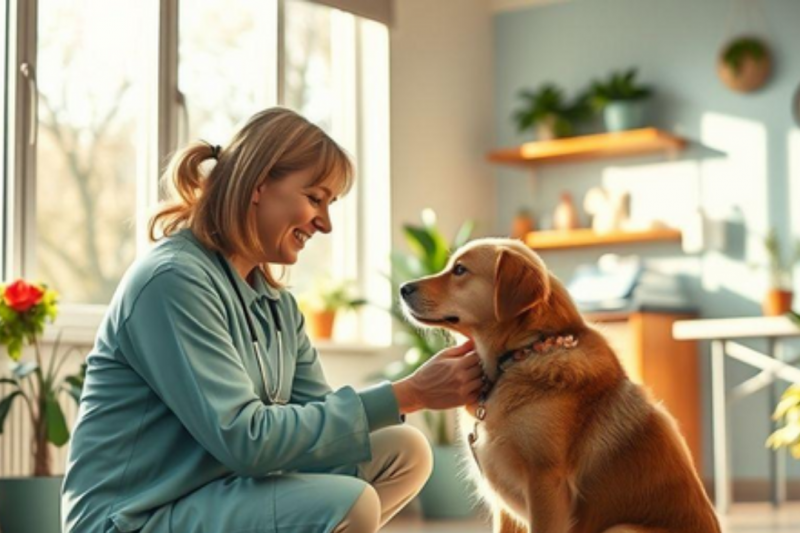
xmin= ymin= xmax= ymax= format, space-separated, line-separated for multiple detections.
xmin=4 ymin=279 xmax=45 ymax=313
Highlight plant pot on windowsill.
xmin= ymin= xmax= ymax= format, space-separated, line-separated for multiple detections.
xmin=307 ymin=310 xmax=337 ymax=340
xmin=763 ymin=289 xmax=793 ymax=317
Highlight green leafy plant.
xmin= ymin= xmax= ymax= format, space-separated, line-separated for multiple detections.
xmin=298 ymin=276 xmax=366 ymax=314
xmin=513 ymin=83 xmax=593 ymax=138
xmin=763 ymin=228 xmax=800 ymax=290
xmin=589 ymin=68 xmax=653 ymax=110
xmin=383 ymin=209 xmax=474 ymax=445
xmin=723 ymin=37 xmax=768 ymax=76
xmin=767 ymin=384 xmax=800 ymax=458
xmin=0 ymin=279 xmax=86 ymax=476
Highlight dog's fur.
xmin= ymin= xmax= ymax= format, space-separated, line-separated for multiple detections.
xmin=400 ymin=238 xmax=720 ymax=533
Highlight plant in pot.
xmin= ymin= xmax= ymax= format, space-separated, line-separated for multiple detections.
xmin=718 ymin=36 xmax=772 ymax=93
xmin=589 ymin=67 xmax=653 ymax=132
xmin=767 ymin=384 xmax=800 ymax=458
xmin=382 ymin=209 xmax=477 ymax=519
xmin=298 ymin=277 xmax=366 ymax=341
xmin=513 ymin=83 xmax=593 ymax=141
xmin=0 ymin=279 xmax=86 ymax=533
xmin=760 ymin=228 xmax=800 ymax=316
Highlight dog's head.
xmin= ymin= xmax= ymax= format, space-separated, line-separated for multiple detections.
xmin=399 ymin=238 xmax=555 ymax=338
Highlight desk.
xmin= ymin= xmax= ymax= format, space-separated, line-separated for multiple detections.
xmin=673 ymin=316 xmax=800 ymax=514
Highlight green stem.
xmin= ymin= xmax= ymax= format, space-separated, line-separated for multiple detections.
xmin=45 ymin=329 xmax=63 ymax=384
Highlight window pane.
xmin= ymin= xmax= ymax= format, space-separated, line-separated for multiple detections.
xmin=36 ymin=0 xmax=146 ymax=304
xmin=283 ymin=0 xmax=349 ymax=293
xmin=179 ymin=0 xmax=278 ymax=144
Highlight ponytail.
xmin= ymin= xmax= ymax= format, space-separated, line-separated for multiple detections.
xmin=148 ymin=141 xmax=219 ymax=241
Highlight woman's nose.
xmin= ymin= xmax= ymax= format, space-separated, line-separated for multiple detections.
xmin=314 ymin=212 xmax=332 ymax=234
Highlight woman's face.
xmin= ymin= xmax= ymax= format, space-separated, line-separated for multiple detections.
xmin=251 ymin=167 xmax=337 ymax=265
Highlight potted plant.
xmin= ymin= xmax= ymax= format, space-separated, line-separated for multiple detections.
xmin=383 ymin=209 xmax=477 ymax=519
xmin=761 ymin=228 xmax=800 ymax=316
xmin=589 ymin=67 xmax=653 ymax=132
xmin=767 ymin=384 xmax=800 ymax=458
xmin=0 ymin=279 xmax=86 ymax=533
xmin=298 ymin=277 xmax=366 ymax=340
xmin=718 ymin=36 xmax=772 ymax=93
xmin=513 ymin=83 xmax=593 ymax=140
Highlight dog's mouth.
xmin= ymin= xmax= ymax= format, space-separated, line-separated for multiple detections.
xmin=410 ymin=313 xmax=460 ymax=325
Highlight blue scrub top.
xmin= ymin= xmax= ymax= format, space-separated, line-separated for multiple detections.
xmin=61 ymin=229 xmax=402 ymax=532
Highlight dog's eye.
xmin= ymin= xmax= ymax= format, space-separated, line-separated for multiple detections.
xmin=452 ymin=263 xmax=468 ymax=276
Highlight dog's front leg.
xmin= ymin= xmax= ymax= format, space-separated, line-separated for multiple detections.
xmin=526 ymin=469 xmax=573 ymax=533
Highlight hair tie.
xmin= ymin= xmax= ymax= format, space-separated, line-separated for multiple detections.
xmin=208 ymin=143 xmax=221 ymax=160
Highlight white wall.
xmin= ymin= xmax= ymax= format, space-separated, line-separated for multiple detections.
xmin=390 ymin=0 xmax=496 ymax=248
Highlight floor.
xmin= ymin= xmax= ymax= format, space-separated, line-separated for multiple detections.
xmin=384 ymin=503 xmax=800 ymax=532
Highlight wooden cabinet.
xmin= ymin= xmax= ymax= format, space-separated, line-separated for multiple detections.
xmin=586 ymin=310 xmax=702 ymax=473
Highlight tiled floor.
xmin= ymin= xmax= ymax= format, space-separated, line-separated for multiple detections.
xmin=384 ymin=503 xmax=800 ymax=532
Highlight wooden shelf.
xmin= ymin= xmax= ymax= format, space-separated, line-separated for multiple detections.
xmin=488 ymin=128 xmax=687 ymax=166
xmin=524 ymin=228 xmax=682 ymax=250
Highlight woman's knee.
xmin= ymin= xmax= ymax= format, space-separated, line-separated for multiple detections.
xmin=375 ymin=425 xmax=433 ymax=482
xmin=333 ymin=485 xmax=381 ymax=533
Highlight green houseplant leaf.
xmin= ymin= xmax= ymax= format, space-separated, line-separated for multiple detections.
xmin=0 ymin=391 xmax=22 ymax=434
xmin=590 ymin=67 xmax=653 ymax=110
xmin=45 ymin=392 xmax=69 ymax=447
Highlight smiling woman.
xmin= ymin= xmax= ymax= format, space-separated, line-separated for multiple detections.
xmin=61 ymin=107 xmax=485 ymax=533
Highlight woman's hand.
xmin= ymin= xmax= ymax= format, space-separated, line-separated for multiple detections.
xmin=392 ymin=340 xmax=484 ymax=415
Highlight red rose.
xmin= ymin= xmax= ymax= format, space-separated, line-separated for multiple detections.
xmin=4 ymin=279 xmax=45 ymax=313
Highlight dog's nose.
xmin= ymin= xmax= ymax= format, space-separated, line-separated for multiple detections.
xmin=400 ymin=282 xmax=417 ymax=300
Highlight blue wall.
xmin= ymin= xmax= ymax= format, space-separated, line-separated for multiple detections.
xmin=493 ymin=0 xmax=800 ymax=482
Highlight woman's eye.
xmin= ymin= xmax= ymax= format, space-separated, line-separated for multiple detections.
xmin=453 ymin=264 xmax=468 ymax=276
xmin=307 ymin=195 xmax=322 ymax=206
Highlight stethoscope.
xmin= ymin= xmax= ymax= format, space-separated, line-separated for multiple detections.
xmin=216 ymin=252 xmax=285 ymax=405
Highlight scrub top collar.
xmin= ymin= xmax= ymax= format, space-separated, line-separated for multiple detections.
xmin=178 ymin=229 xmax=281 ymax=303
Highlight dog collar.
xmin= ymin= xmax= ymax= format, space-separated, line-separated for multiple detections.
xmin=496 ymin=333 xmax=579 ymax=375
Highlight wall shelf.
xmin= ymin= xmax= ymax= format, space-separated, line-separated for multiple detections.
xmin=488 ymin=128 xmax=687 ymax=166
xmin=525 ymin=227 xmax=682 ymax=250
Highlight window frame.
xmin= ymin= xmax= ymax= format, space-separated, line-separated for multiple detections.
xmin=4 ymin=0 xmax=390 ymax=348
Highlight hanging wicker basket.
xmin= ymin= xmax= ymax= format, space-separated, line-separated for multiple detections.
xmin=717 ymin=36 xmax=772 ymax=93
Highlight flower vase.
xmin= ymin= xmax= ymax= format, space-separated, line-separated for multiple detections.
xmin=553 ymin=192 xmax=581 ymax=232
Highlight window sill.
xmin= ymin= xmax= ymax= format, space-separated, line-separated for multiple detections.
xmin=313 ymin=340 xmax=391 ymax=357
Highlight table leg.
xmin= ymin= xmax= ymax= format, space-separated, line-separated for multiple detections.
xmin=769 ymin=339 xmax=787 ymax=507
xmin=711 ymin=339 xmax=730 ymax=513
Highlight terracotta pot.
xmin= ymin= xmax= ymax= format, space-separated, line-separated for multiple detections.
xmin=307 ymin=310 xmax=336 ymax=340
xmin=762 ymin=290 xmax=793 ymax=317
xmin=511 ymin=212 xmax=534 ymax=240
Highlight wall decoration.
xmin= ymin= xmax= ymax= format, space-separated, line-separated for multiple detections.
xmin=717 ymin=0 xmax=773 ymax=93
xmin=717 ymin=36 xmax=772 ymax=93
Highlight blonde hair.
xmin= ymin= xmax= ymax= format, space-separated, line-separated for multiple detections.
xmin=149 ymin=107 xmax=354 ymax=288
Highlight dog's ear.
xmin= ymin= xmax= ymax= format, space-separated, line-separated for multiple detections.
xmin=493 ymin=248 xmax=550 ymax=322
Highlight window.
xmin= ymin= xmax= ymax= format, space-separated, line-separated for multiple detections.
xmin=34 ymin=0 xmax=147 ymax=304
xmin=6 ymin=0 xmax=390 ymax=345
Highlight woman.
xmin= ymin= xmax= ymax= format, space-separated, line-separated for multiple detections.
xmin=61 ymin=108 xmax=483 ymax=533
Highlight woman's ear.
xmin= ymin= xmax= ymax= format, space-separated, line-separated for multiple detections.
xmin=493 ymin=248 xmax=550 ymax=322
xmin=251 ymin=185 xmax=262 ymax=205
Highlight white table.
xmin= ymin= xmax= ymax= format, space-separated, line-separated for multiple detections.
xmin=673 ymin=316 xmax=800 ymax=513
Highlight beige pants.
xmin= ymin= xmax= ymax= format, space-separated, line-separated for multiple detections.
xmin=333 ymin=425 xmax=433 ymax=533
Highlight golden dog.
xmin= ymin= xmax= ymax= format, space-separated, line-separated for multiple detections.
xmin=399 ymin=237 xmax=720 ymax=533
